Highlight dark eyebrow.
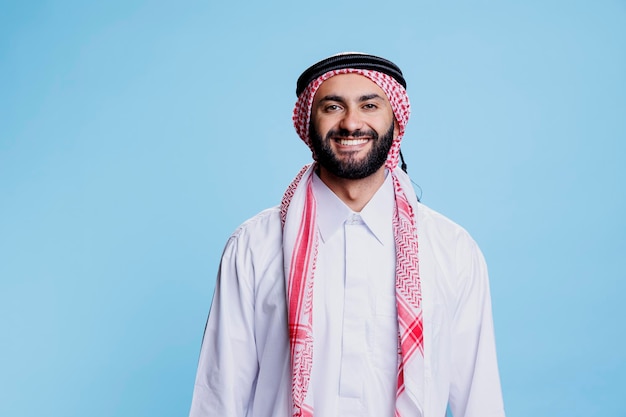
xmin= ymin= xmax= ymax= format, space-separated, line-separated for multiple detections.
xmin=318 ymin=93 xmax=384 ymax=103
xmin=318 ymin=95 xmax=345 ymax=103
xmin=359 ymin=93 xmax=384 ymax=102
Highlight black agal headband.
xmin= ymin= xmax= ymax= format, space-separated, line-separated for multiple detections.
xmin=295 ymin=52 xmax=407 ymax=97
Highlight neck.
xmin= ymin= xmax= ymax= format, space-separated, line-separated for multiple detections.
xmin=317 ymin=165 xmax=387 ymax=212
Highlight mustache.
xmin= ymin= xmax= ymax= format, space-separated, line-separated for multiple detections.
xmin=325 ymin=128 xmax=378 ymax=139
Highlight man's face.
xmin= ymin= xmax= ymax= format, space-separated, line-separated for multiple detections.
xmin=309 ymin=74 xmax=398 ymax=180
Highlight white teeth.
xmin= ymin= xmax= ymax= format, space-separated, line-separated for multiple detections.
xmin=337 ymin=138 xmax=368 ymax=146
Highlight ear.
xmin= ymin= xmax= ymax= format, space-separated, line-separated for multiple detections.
xmin=393 ymin=119 xmax=400 ymax=139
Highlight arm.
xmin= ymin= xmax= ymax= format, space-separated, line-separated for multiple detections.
xmin=448 ymin=235 xmax=505 ymax=417
xmin=189 ymin=234 xmax=259 ymax=417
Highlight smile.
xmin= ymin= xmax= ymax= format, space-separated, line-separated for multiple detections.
xmin=335 ymin=138 xmax=369 ymax=146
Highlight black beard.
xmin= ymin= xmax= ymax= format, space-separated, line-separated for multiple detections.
xmin=309 ymin=123 xmax=395 ymax=180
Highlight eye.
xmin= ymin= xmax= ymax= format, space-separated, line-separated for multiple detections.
xmin=324 ymin=104 xmax=342 ymax=112
xmin=362 ymin=103 xmax=378 ymax=110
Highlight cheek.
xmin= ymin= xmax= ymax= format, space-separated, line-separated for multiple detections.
xmin=312 ymin=116 xmax=334 ymax=138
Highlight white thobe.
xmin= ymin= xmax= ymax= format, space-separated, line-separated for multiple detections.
xmin=309 ymin=173 xmax=397 ymax=417
xmin=190 ymin=172 xmax=505 ymax=417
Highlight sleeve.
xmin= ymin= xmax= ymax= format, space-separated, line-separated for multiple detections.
xmin=448 ymin=234 xmax=506 ymax=417
xmin=189 ymin=233 xmax=259 ymax=417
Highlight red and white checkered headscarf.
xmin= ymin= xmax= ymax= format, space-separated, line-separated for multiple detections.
xmin=281 ymin=68 xmax=424 ymax=417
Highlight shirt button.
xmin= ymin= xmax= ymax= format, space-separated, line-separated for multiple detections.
xmin=348 ymin=214 xmax=362 ymax=225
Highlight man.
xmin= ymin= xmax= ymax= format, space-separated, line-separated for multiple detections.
xmin=189 ymin=53 xmax=505 ymax=417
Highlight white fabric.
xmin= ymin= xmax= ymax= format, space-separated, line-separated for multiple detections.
xmin=190 ymin=171 xmax=505 ymax=417
xmin=309 ymin=172 xmax=397 ymax=417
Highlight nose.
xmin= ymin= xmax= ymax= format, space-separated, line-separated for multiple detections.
xmin=338 ymin=107 xmax=363 ymax=133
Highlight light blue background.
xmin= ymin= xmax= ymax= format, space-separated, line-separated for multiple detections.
xmin=1 ymin=1 xmax=624 ymax=416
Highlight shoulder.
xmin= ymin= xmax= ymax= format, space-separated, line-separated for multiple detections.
xmin=218 ymin=206 xmax=285 ymax=296
xmin=222 ymin=206 xmax=283 ymax=261
xmin=415 ymin=203 xmax=491 ymax=310
xmin=415 ymin=202 xmax=486 ymax=275
xmin=230 ymin=206 xmax=282 ymax=240
xmin=415 ymin=202 xmax=476 ymax=246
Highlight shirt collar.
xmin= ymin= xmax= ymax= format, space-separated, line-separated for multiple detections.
xmin=311 ymin=170 xmax=395 ymax=246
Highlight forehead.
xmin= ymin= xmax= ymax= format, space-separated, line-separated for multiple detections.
xmin=313 ymin=73 xmax=390 ymax=102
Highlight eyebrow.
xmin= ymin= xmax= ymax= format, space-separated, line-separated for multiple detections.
xmin=318 ymin=93 xmax=385 ymax=103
